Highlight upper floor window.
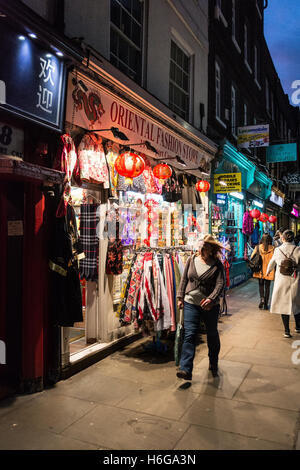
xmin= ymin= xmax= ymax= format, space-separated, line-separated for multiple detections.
xmin=244 ymin=22 xmax=251 ymax=72
xmin=254 ymin=46 xmax=258 ymax=81
xmin=232 ymin=0 xmax=236 ymax=38
xmin=215 ymin=61 xmax=221 ymax=120
xmin=265 ymin=78 xmax=270 ymax=111
xmin=256 ymin=0 xmax=262 ymax=19
xmin=169 ymin=40 xmax=190 ymax=121
xmin=244 ymin=103 xmax=248 ymax=126
xmin=231 ymin=85 xmax=237 ymax=137
xmin=110 ymin=0 xmax=144 ymax=84
xmin=270 ymin=90 xmax=275 ymax=120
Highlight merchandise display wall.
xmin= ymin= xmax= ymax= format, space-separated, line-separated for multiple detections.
xmin=54 ymin=126 xmax=212 ymax=364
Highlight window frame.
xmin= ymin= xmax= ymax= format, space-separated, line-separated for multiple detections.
xmin=215 ymin=61 xmax=221 ymax=120
xmin=110 ymin=0 xmax=145 ymax=85
xmin=231 ymin=84 xmax=237 ymax=138
xmin=169 ymin=39 xmax=191 ymax=122
xmin=243 ymin=102 xmax=248 ymax=126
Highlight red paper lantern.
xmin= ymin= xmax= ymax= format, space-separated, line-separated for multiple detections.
xmin=115 ymin=152 xmax=145 ymax=178
xmin=259 ymin=213 xmax=269 ymax=223
xmin=269 ymin=215 xmax=277 ymax=224
xmin=153 ymin=163 xmax=172 ymax=180
xmin=196 ymin=180 xmax=210 ymax=192
xmin=250 ymin=209 xmax=261 ymax=220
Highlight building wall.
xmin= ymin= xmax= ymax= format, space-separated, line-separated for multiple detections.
xmin=63 ymin=0 xmax=209 ymax=131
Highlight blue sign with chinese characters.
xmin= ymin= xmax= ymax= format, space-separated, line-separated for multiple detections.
xmin=0 ymin=22 xmax=65 ymax=130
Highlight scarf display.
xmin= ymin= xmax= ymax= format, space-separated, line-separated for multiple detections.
xmin=117 ymin=249 xmax=191 ymax=335
xmin=79 ymin=204 xmax=100 ymax=281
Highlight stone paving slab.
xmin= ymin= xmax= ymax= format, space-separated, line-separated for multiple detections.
xmin=224 ymin=346 xmax=298 ymax=369
xmin=48 ymin=369 xmax=144 ymax=406
xmin=189 ymin=358 xmax=251 ymax=399
xmin=61 ymin=403 xmax=189 ymax=450
xmin=234 ymin=365 xmax=300 ymax=411
xmin=117 ymin=383 xmax=198 ymax=420
xmin=0 ymin=422 xmax=98 ymax=450
xmin=0 ymin=393 xmax=97 ymax=434
xmin=174 ymin=424 xmax=290 ymax=450
xmin=179 ymin=394 xmax=297 ymax=447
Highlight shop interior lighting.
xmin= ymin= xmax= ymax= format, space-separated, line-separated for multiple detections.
xmin=253 ymin=200 xmax=264 ymax=208
xmin=230 ymin=192 xmax=244 ymax=200
xmin=46 ymin=53 xmax=52 ymax=58
xmin=56 ymin=51 xmax=64 ymax=57
xmin=86 ymin=127 xmax=129 ymax=141
xmin=28 ymin=33 xmax=37 ymax=39
xmin=18 ymin=35 xmax=26 ymax=40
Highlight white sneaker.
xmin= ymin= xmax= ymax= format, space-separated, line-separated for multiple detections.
xmin=283 ymin=332 xmax=292 ymax=338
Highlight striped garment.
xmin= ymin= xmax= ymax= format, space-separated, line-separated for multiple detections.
xmin=79 ymin=204 xmax=100 ymax=281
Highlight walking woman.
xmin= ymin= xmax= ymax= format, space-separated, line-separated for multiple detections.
xmin=176 ymin=235 xmax=226 ymax=380
xmin=250 ymin=233 xmax=275 ymax=310
xmin=266 ymin=230 xmax=300 ymax=337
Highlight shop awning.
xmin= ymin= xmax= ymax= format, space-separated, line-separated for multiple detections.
xmin=0 ymin=155 xmax=65 ymax=185
xmin=218 ymin=141 xmax=272 ymax=197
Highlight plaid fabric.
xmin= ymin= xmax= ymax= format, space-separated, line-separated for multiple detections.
xmin=79 ymin=204 xmax=100 ymax=281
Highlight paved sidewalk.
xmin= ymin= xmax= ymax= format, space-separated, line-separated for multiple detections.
xmin=0 ymin=279 xmax=300 ymax=450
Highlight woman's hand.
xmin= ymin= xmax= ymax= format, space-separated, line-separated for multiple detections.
xmin=200 ymin=298 xmax=213 ymax=310
xmin=178 ymin=299 xmax=184 ymax=310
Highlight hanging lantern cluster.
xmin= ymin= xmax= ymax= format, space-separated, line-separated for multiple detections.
xmin=195 ymin=180 xmax=210 ymax=192
xmin=115 ymin=152 xmax=145 ymax=184
xmin=259 ymin=213 xmax=269 ymax=223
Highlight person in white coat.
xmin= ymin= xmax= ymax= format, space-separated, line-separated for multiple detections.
xmin=266 ymin=230 xmax=300 ymax=337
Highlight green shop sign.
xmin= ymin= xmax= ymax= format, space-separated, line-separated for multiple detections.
xmin=266 ymin=143 xmax=297 ymax=163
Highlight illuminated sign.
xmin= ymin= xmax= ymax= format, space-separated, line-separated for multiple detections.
xmin=0 ymin=22 xmax=65 ymax=130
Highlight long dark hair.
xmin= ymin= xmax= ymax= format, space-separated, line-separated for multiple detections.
xmin=260 ymin=233 xmax=272 ymax=251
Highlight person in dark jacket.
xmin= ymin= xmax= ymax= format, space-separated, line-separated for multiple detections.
xmin=176 ymin=235 xmax=227 ymax=380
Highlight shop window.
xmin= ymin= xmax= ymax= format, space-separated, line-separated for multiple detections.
xmin=169 ymin=40 xmax=190 ymax=121
xmin=110 ymin=0 xmax=144 ymax=84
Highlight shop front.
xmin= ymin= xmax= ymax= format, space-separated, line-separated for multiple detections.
xmin=290 ymin=205 xmax=300 ymax=235
xmin=210 ymin=141 xmax=272 ymax=288
xmin=0 ymin=14 xmax=80 ymax=397
xmin=265 ymin=188 xmax=285 ymax=236
xmin=56 ymin=67 xmax=217 ymax=376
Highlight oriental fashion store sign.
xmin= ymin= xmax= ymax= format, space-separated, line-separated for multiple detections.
xmin=66 ymin=72 xmax=211 ymax=170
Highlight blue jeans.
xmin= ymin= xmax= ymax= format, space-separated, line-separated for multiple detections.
xmin=179 ymin=301 xmax=220 ymax=375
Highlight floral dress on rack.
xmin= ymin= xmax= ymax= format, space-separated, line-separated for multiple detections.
xmin=77 ymin=133 xmax=109 ymax=187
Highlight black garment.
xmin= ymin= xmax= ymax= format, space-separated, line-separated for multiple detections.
xmin=50 ymin=203 xmax=83 ymax=327
xmin=258 ymin=278 xmax=271 ymax=304
xmin=281 ymin=313 xmax=300 ymax=333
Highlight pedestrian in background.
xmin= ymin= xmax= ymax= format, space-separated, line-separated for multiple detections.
xmin=266 ymin=230 xmax=300 ymax=337
xmin=250 ymin=233 xmax=275 ymax=310
xmin=273 ymin=227 xmax=285 ymax=248
xmin=176 ymin=235 xmax=226 ymax=380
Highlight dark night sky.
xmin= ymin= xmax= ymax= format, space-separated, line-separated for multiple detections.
xmin=264 ymin=0 xmax=300 ymax=107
